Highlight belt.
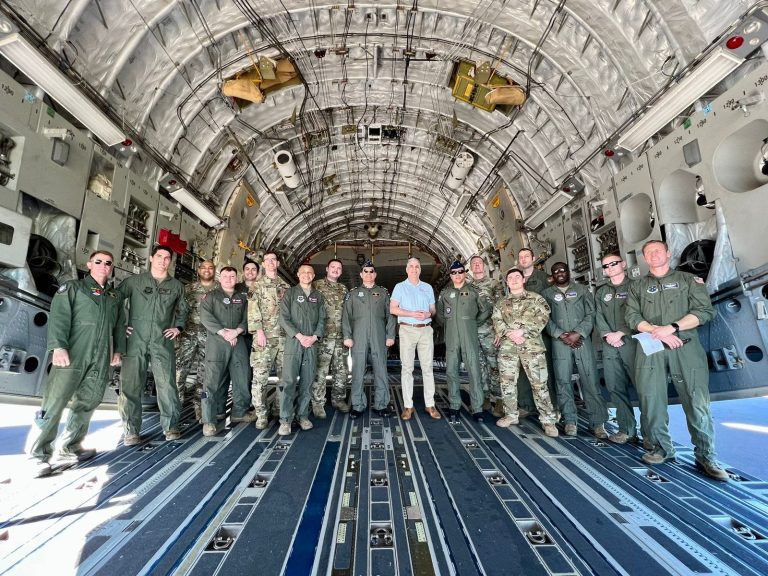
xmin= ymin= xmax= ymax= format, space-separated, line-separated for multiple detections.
xmin=400 ymin=323 xmax=431 ymax=328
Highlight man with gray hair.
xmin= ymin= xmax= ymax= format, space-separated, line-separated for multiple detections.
xmin=391 ymin=257 xmax=438 ymax=420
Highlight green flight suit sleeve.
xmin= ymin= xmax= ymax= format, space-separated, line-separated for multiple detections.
xmin=625 ymin=281 xmax=643 ymax=331
xmin=574 ymin=288 xmax=595 ymax=339
xmin=435 ymin=290 xmax=446 ymax=326
xmin=313 ymin=293 xmax=326 ymax=339
xmin=173 ymin=282 xmax=189 ymax=329
xmin=113 ymin=296 xmax=126 ymax=354
xmin=594 ymin=286 xmax=611 ymax=337
xmin=47 ymin=283 xmax=76 ymax=350
xmin=200 ymin=295 xmax=226 ymax=335
xmin=687 ymin=275 xmax=715 ymax=325
xmin=278 ymin=289 xmax=300 ymax=339
xmin=384 ymin=292 xmax=396 ymax=340
xmin=543 ymin=290 xmax=564 ymax=339
xmin=342 ymin=294 xmax=353 ymax=340
xmin=476 ymin=290 xmax=492 ymax=325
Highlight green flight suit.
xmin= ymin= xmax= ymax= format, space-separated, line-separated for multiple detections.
xmin=200 ymin=287 xmax=251 ymax=424
xmin=543 ymin=283 xmax=608 ymax=428
xmin=469 ymin=275 xmax=505 ymax=402
xmin=625 ymin=270 xmax=717 ymax=462
xmin=436 ymin=283 xmax=491 ymax=412
xmin=518 ymin=268 xmax=556 ymax=411
xmin=595 ymin=277 xmax=643 ymax=438
xmin=342 ymin=285 xmax=397 ymax=411
xmin=31 ymin=276 xmax=125 ymax=461
xmin=279 ymin=285 xmax=326 ymax=422
xmin=117 ymin=272 xmax=188 ymax=435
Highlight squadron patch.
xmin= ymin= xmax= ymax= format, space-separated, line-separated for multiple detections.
xmin=445 ymin=306 xmax=452 ymax=314
xmin=358 ymin=291 xmax=364 ymax=298
xmin=223 ymin=297 xmax=230 ymax=304
xmin=450 ymin=292 xmax=456 ymax=299
xmin=56 ymin=283 xmax=69 ymax=294
xmin=297 ymin=295 xmax=305 ymax=303
xmin=553 ymin=293 xmax=564 ymax=302
xmin=603 ymin=293 xmax=613 ymax=302
xmin=662 ymin=282 xmax=679 ymax=290
xmin=647 ymin=285 xmax=659 ymax=294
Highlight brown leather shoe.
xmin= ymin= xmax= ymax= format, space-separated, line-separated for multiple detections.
xmin=401 ymin=407 xmax=415 ymax=420
xmin=425 ymin=406 xmax=441 ymax=419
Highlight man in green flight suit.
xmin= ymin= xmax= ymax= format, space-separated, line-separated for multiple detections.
xmin=29 ymin=250 xmax=124 ymax=477
xmin=248 ymin=251 xmax=290 ymax=429
xmin=595 ymin=253 xmax=645 ymax=445
xmin=118 ymin=244 xmax=189 ymax=444
xmin=543 ymin=262 xmax=608 ymax=437
xmin=468 ymin=255 xmax=505 ymax=417
xmin=436 ymin=261 xmax=491 ymax=422
xmin=492 ymin=268 xmax=558 ymax=437
xmin=342 ymin=261 xmax=396 ymax=418
xmin=311 ymin=258 xmax=350 ymax=417
xmin=278 ymin=264 xmax=325 ymax=435
xmin=625 ymin=240 xmax=728 ymax=481
xmin=199 ymin=266 xmax=256 ymax=436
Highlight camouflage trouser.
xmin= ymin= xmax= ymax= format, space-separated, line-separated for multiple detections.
xmin=517 ymin=334 xmax=557 ymax=411
xmin=251 ymin=336 xmax=284 ymax=418
xmin=498 ymin=342 xmax=557 ymax=424
xmin=311 ymin=337 xmax=348 ymax=408
xmin=477 ymin=325 xmax=501 ymax=400
xmin=175 ymin=324 xmax=206 ymax=416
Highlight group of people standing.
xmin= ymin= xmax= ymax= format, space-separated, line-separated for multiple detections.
xmin=29 ymin=239 xmax=728 ymax=482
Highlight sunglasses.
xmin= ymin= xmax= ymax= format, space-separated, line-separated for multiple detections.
xmin=449 ymin=270 xmax=465 ymax=275
xmin=92 ymin=259 xmax=113 ymax=266
xmin=602 ymin=261 xmax=622 ymax=269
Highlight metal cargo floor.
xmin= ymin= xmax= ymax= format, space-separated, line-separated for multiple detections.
xmin=2 ymin=374 xmax=768 ymax=576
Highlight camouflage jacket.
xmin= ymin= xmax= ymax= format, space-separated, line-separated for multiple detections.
xmin=314 ymin=278 xmax=347 ymax=338
xmin=247 ymin=274 xmax=290 ymax=338
xmin=184 ymin=280 xmax=220 ymax=326
xmin=492 ymin=291 xmax=550 ymax=353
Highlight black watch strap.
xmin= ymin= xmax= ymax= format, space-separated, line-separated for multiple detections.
xmin=671 ymin=322 xmax=680 ymax=332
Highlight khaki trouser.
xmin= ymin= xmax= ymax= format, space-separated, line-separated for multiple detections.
xmin=399 ymin=324 xmax=436 ymax=409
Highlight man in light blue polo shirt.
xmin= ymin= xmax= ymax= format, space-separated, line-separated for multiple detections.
xmin=390 ymin=257 xmax=439 ymax=420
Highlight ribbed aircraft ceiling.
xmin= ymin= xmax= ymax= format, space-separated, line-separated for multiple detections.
xmin=1 ymin=0 xmax=750 ymax=270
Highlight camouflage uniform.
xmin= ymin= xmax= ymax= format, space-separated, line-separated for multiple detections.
xmin=312 ymin=278 xmax=349 ymax=408
xmin=248 ymin=274 xmax=290 ymax=418
xmin=519 ymin=267 xmax=557 ymax=412
xmin=469 ymin=275 xmax=505 ymax=401
xmin=595 ymin=277 xmax=643 ymax=438
xmin=492 ymin=291 xmax=557 ymax=423
xmin=175 ymin=280 xmax=219 ymax=419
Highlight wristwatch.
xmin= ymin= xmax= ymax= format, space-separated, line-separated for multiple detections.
xmin=671 ymin=322 xmax=680 ymax=333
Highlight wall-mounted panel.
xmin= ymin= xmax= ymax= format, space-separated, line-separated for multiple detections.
xmin=214 ymin=179 xmax=259 ymax=267
xmin=484 ymin=185 xmax=524 ymax=276
xmin=74 ymin=191 xmax=125 ymax=270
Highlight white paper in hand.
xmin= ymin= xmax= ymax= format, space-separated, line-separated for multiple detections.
xmin=632 ymin=333 xmax=665 ymax=356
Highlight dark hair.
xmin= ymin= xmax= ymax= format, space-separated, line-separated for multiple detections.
xmin=518 ymin=247 xmax=534 ymax=257
xmin=263 ymin=250 xmax=278 ymax=260
xmin=327 ymin=258 xmax=343 ymax=268
xmin=243 ymin=259 xmax=260 ymax=271
xmin=550 ymin=261 xmax=568 ymax=273
xmin=152 ymin=244 xmax=173 ymax=257
xmin=89 ymin=249 xmax=114 ymax=261
xmin=220 ymin=266 xmax=238 ymax=274
xmin=506 ymin=267 xmax=524 ymax=279
xmin=641 ymin=240 xmax=668 ymax=254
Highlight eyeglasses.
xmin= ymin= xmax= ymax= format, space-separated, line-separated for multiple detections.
xmin=602 ymin=261 xmax=622 ymax=269
xmin=552 ymin=268 xmax=567 ymax=274
xmin=92 ymin=259 xmax=113 ymax=266
xmin=449 ymin=270 xmax=465 ymax=275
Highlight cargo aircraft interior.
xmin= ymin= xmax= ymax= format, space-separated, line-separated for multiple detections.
xmin=2 ymin=0 xmax=768 ymax=574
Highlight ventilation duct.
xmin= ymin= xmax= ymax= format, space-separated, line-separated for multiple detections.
xmin=446 ymin=152 xmax=474 ymax=190
xmin=275 ymin=150 xmax=300 ymax=189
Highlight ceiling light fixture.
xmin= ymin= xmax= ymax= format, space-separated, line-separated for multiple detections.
xmin=169 ymin=188 xmax=222 ymax=228
xmin=617 ymin=48 xmax=743 ymax=152
xmin=524 ymin=190 xmax=573 ymax=230
xmin=0 ymin=22 xmax=125 ymax=146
